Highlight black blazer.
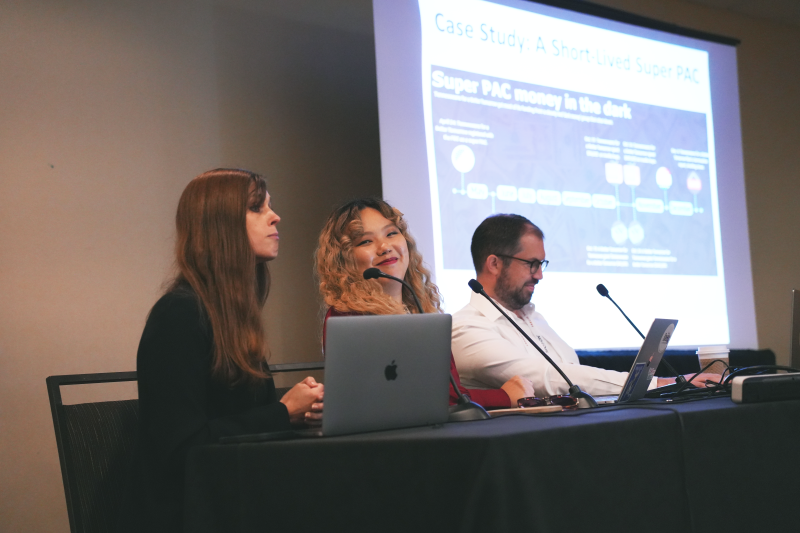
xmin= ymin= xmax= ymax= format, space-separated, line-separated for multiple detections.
xmin=119 ymin=288 xmax=291 ymax=533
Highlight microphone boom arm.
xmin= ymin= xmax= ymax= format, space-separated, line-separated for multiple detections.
xmin=482 ymin=293 xmax=573 ymax=386
xmin=468 ymin=280 xmax=598 ymax=408
xmin=606 ymin=295 xmax=645 ymax=339
xmin=363 ymin=268 xmax=423 ymax=314
xmin=596 ymin=284 xmax=686 ymax=386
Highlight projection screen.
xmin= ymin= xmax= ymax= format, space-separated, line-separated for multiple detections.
xmin=373 ymin=0 xmax=757 ymax=350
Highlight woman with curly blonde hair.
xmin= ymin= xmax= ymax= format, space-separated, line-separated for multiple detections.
xmin=315 ymin=197 xmax=533 ymax=409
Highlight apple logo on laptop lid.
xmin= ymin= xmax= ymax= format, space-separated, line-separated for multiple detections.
xmin=384 ymin=360 xmax=398 ymax=381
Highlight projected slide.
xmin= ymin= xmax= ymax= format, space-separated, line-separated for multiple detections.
xmin=374 ymin=0 xmax=758 ymax=349
xmin=430 ymin=66 xmax=716 ymax=275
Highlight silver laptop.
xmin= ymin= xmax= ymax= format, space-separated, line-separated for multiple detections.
xmin=220 ymin=313 xmax=452 ymax=443
xmin=595 ymin=318 xmax=679 ymax=404
xmin=319 ymin=313 xmax=452 ymax=436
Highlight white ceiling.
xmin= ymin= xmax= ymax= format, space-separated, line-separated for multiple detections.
xmin=686 ymin=0 xmax=800 ymax=28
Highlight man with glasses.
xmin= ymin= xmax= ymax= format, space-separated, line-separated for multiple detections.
xmin=452 ymin=214 xmax=672 ymax=398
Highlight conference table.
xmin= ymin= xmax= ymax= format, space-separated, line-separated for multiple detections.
xmin=184 ymin=397 xmax=799 ymax=533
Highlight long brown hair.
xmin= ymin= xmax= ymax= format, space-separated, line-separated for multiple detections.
xmin=315 ymin=197 xmax=441 ymax=315
xmin=169 ymin=168 xmax=271 ymax=384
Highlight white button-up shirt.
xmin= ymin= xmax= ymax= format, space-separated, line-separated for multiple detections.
xmin=452 ymin=291 xmax=648 ymax=397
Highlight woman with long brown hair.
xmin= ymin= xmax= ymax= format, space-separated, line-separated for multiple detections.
xmin=315 ymin=197 xmax=533 ymax=409
xmin=121 ymin=169 xmax=323 ymax=533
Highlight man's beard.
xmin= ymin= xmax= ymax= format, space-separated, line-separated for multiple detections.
xmin=495 ymin=269 xmax=535 ymax=310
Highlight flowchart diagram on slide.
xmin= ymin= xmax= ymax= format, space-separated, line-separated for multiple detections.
xmin=449 ymin=142 xmax=706 ymax=245
xmin=429 ymin=65 xmax=718 ymax=276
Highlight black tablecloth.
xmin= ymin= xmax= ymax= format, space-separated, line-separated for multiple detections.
xmin=184 ymin=397 xmax=800 ymax=533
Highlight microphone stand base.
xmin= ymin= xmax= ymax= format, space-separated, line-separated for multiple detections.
xmin=448 ymin=401 xmax=491 ymax=422
xmin=568 ymin=385 xmax=598 ymax=409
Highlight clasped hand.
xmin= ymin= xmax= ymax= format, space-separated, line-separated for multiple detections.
xmin=279 ymin=376 xmax=324 ymax=425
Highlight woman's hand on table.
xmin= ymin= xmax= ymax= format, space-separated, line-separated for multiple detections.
xmin=304 ymin=399 xmax=323 ymax=426
xmin=302 ymin=376 xmax=324 ymax=425
xmin=280 ymin=376 xmax=325 ymax=425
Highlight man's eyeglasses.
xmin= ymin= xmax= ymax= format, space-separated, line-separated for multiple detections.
xmin=494 ymin=254 xmax=549 ymax=274
xmin=518 ymin=395 xmax=577 ymax=410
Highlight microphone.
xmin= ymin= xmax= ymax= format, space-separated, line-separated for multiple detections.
xmin=595 ymin=284 xmax=687 ymax=386
xmin=363 ymin=269 xmax=490 ymax=421
xmin=595 ymin=284 xmax=645 ymax=338
xmin=363 ymin=268 xmax=423 ymax=314
xmin=468 ymin=279 xmax=598 ymax=408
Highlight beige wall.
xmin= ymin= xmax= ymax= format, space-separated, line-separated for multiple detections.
xmin=0 ymin=0 xmax=797 ymax=531
xmin=0 ymin=0 xmax=378 ymax=530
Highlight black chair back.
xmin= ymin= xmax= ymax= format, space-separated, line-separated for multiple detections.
xmin=46 ymin=372 xmax=138 ymax=533
xmin=46 ymin=365 xmax=323 ymax=532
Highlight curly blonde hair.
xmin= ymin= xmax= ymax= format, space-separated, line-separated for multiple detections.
xmin=315 ymin=198 xmax=442 ymax=315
